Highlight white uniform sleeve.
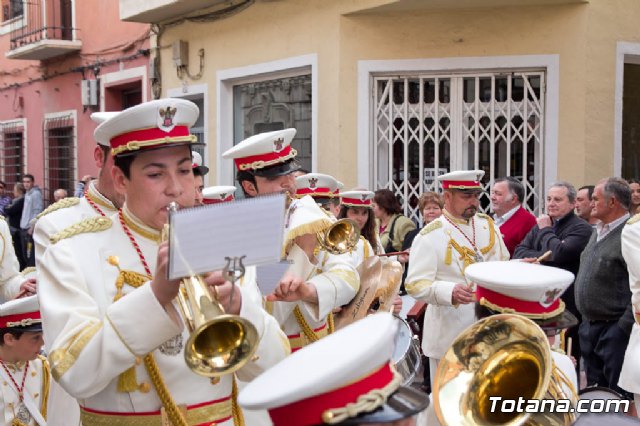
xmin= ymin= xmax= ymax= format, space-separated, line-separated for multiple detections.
xmin=405 ymin=233 xmax=456 ymax=307
xmin=622 ymin=222 xmax=640 ymax=323
xmin=39 ymin=238 xmax=182 ymax=399
xmin=0 ymin=219 xmax=24 ymax=301
xmin=304 ymin=251 xmax=358 ymax=321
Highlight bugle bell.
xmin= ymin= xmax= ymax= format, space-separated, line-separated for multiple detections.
xmin=165 ymin=203 xmax=259 ymax=378
xmin=316 ymin=218 xmax=360 ymax=255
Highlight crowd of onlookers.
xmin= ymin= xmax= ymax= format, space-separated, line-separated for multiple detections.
xmin=0 ymin=174 xmax=43 ymax=270
xmin=379 ymin=176 xmax=640 ymax=398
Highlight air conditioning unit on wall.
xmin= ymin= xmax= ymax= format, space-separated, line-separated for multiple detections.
xmin=81 ymin=79 xmax=98 ymax=106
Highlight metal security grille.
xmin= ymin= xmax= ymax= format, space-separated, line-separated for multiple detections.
xmin=43 ymin=115 xmax=75 ymax=206
xmin=0 ymin=121 xmax=24 ymax=189
xmin=374 ymin=71 xmax=545 ymax=225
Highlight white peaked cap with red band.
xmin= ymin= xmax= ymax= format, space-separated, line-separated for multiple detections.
xmin=222 ymin=128 xmax=297 ymax=171
xmin=437 ymin=170 xmax=484 ymax=190
xmin=94 ymin=98 xmax=199 ymax=157
xmin=239 ymin=313 xmax=399 ymax=426
xmin=90 ymin=111 xmax=120 ymax=147
xmin=0 ymin=295 xmax=41 ymax=329
xmin=295 ymin=173 xmax=339 ymax=198
xmin=341 ymin=190 xmax=374 ymax=208
xmin=465 ymin=261 xmax=574 ymax=319
xmin=202 ymin=186 xmax=236 ymax=204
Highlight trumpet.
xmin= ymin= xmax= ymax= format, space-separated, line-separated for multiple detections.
xmin=164 ymin=203 xmax=258 ymax=377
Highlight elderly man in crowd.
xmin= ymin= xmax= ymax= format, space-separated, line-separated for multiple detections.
xmin=514 ymin=181 xmax=592 ymax=367
xmin=490 ymin=176 xmax=537 ymax=256
xmin=575 ymin=177 xmax=633 ymax=397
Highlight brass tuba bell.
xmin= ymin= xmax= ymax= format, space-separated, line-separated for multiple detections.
xmin=433 ymin=314 xmax=554 ymax=426
xmin=165 ymin=203 xmax=259 ymax=377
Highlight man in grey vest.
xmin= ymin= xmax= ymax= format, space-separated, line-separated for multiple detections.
xmin=575 ymin=177 xmax=633 ymax=398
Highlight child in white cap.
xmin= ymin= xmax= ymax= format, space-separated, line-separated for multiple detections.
xmin=0 ymin=295 xmax=48 ymax=426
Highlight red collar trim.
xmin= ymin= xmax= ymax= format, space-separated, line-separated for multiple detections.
xmin=110 ymin=125 xmax=190 ymax=151
xmin=0 ymin=311 xmax=41 ymax=328
xmin=268 ymin=363 xmax=393 ymax=426
xmin=476 ymin=286 xmax=560 ymax=315
xmin=233 ymin=145 xmax=292 ymax=171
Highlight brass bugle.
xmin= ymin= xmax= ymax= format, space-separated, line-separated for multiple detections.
xmin=317 ymin=218 xmax=361 ymax=255
xmin=285 ymin=191 xmax=360 ymax=255
xmin=164 ymin=203 xmax=258 ymax=377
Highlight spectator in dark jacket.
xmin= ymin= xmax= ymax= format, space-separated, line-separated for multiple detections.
xmin=4 ymin=183 xmax=26 ymax=270
xmin=0 ymin=180 xmax=11 ymax=216
xmin=513 ymin=180 xmax=593 ymax=368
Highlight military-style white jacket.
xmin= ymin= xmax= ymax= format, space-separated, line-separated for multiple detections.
xmin=619 ymin=214 xmax=640 ymax=395
xmin=38 ymin=206 xmax=288 ymax=426
xmin=33 ymin=180 xmax=117 ymax=426
xmin=405 ymin=210 xmax=509 ymax=358
xmin=271 ymin=196 xmax=358 ymax=351
xmin=0 ymin=356 xmax=49 ymax=426
xmin=34 ymin=180 xmax=118 ymax=263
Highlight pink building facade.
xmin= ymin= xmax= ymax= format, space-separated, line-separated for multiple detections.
xmin=0 ymin=0 xmax=150 ymax=204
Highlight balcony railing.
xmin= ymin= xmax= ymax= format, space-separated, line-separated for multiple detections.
xmin=6 ymin=0 xmax=81 ymax=60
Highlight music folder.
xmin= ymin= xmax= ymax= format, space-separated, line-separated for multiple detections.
xmin=168 ymin=193 xmax=286 ymax=280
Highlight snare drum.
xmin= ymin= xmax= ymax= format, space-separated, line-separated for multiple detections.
xmin=392 ymin=315 xmax=422 ymax=385
xmin=578 ymin=386 xmax=628 ymax=415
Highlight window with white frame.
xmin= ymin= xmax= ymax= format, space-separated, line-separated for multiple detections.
xmin=43 ymin=114 xmax=76 ymax=206
xmin=0 ymin=120 xmax=25 ymax=189
xmin=233 ymin=72 xmax=312 ymax=172
xmin=373 ymin=71 xmax=545 ymax=225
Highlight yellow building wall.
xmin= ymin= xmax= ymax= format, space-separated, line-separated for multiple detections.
xmin=157 ymin=0 xmax=640 ymax=189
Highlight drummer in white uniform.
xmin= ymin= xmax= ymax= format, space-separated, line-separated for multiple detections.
xmin=238 ymin=313 xmax=429 ymax=426
xmin=405 ymin=170 xmax=508 ymax=386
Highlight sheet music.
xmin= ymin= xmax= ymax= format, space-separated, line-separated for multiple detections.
xmin=168 ymin=194 xmax=286 ymax=280
xmin=256 ymin=261 xmax=292 ymax=295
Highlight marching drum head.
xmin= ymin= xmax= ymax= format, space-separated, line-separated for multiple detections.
xmin=391 ymin=315 xmax=422 ymax=386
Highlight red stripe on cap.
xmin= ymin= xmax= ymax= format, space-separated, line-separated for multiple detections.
xmin=269 ymin=363 xmax=393 ymax=426
xmin=202 ymin=195 xmax=234 ymax=204
xmin=476 ymin=286 xmax=560 ymax=315
xmin=296 ymin=187 xmax=333 ymax=196
xmin=341 ymin=197 xmax=371 ymax=206
xmin=442 ymin=180 xmax=481 ymax=189
xmin=0 ymin=311 xmax=41 ymax=328
xmin=110 ymin=125 xmax=191 ymax=152
xmin=234 ymin=145 xmax=292 ymax=171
